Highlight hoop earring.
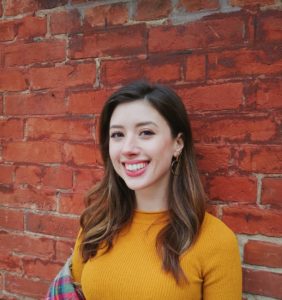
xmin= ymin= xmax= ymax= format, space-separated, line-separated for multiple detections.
xmin=171 ymin=156 xmax=180 ymax=176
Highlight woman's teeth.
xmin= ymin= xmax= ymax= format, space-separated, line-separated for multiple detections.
xmin=125 ymin=162 xmax=147 ymax=171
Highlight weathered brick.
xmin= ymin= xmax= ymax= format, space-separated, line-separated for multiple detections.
xmin=238 ymin=146 xmax=282 ymax=173
xmin=0 ymin=95 xmax=3 ymax=114
xmin=0 ymin=208 xmax=24 ymax=230
xmin=178 ymin=0 xmax=219 ymax=12
xmin=5 ymin=274 xmax=49 ymax=298
xmin=0 ymin=20 xmax=17 ymax=41
xmin=4 ymin=39 xmax=66 ymax=66
xmin=0 ymin=231 xmax=55 ymax=258
xmin=0 ymin=69 xmax=27 ymax=92
xmin=29 ymin=63 xmax=96 ymax=90
xmin=244 ymin=240 xmax=282 ymax=268
xmin=261 ymin=177 xmax=282 ymax=207
xmin=257 ymin=11 xmax=282 ymax=43
xmin=243 ymin=268 xmax=282 ymax=299
xmin=0 ymin=119 xmax=24 ymax=140
xmin=27 ymin=213 xmax=79 ymax=238
xmin=185 ymin=54 xmax=206 ymax=81
xmin=59 ymin=192 xmax=85 ymax=214
xmin=4 ymin=141 xmax=62 ymax=163
xmin=0 ymin=253 xmax=22 ymax=272
xmin=0 ymin=165 xmax=13 ymax=184
xmin=69 ymin=24 xmax=146 ymax=59
xmin=135 ymin=0 xmax=171 ymax=21
xmin=222 ymin=206 xmax=282 ymax=236
xmin=74 ymin=167 xmax=104 ymax=191
xmin=191 ymin=116 xmax=276 ymax=143
xmin=26 ymin=118 xmax=94 ymax=141
xmin=208 ymin=48 xmax=282 ymax=79
xmin=15 ymin=165 xmax=41 ymax=186
xmin=176 ymin=82 xmax=243 ymax=112
xmin=50 ymin=9 xmax=81 ymax=34
xmin=195 ymin=144 xmax=231 ymax=173
xmin=68 ymin=89 xmax=111 ymax=114
xmin=5 ymin=0 xmax=38 ymax=16
xmin=230 ymin=0 xmax=275 ymax=7
xmin=5 ymin=90 xmax=66 ymax=115
xmin=55 ymin=240 xmax=74 ymax=262
xmin=42 ymin=166 xmax=73 ymax=189
xmin=101 ymin=57 xmax=181 ymax=86
xmin=209 ymin=176 xmax=257 ymax=203
xmin=18 ymin=15 xmax=47 ymax=39
xmin=84 ymin=3 xmax=128 ymax=28
xmin=22 ymin=257 xmax=62 ymax=281
xmin=63 ymin=143 xmax=98 ymax=166
xmin=0 ymin=187 xmax=56 ymax=210
xmin=149 ymin=16 xmax=244 ymax=53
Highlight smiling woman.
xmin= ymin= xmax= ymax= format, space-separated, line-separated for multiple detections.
xmin=48 ymin=81 xmax=242 ymax=299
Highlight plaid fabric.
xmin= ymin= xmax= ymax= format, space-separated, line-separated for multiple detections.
xmin=46 ymin=256 xmax=85 ymax=300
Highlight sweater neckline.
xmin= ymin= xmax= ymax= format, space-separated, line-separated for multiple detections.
xmin=133 ymin=209 xmax=169 ymax=224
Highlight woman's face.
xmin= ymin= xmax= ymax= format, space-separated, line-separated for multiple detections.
xmin=109 ymin=100 xmax=183 ymax=193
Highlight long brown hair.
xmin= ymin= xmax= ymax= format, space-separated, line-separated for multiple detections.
xmin=80 ymin=81 xmax=206 ymax=283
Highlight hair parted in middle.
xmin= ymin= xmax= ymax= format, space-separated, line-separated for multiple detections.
xmin=80 ymin=80 xmax=207 ymax=284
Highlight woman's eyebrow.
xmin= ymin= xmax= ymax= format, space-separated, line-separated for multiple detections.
xmin=110 ymin=121 xmax=158 ymax=129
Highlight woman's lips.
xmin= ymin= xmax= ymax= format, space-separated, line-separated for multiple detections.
xmin=122 ymin=161 xmax=149 ymax=177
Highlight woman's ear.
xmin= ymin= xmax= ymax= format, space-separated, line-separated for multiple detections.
xmin=174 ymin=133 xmax=184 ymax=157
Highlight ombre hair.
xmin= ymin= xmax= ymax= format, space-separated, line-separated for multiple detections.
xmin=80 ymin=80 xmax=206 ymax=284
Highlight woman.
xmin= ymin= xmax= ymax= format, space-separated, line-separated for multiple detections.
xmin=48 ymin=81 xmax=242 ymax=299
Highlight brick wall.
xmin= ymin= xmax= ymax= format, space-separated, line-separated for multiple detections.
xmin=0 ymin=0 xmax=281 ymax=299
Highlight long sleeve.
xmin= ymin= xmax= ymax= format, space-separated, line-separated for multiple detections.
xmin=71 ymin=230 xmax=84 ymax=284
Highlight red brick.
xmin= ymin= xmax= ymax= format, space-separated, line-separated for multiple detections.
xmin=257 ymin=12 xmax=282 ymax=43
xmin=55 ymin=240 xmax=74 ymax=262
xmin=195 ymin=144 xmax=231 ymax=173
xmin=0 ymin=253 xmax=21 ymax=272
xmin=149 ymin=16 xmax=244 ymax=53
xmin=176 ymin=82 xmax=243 ymax=112
xmin=0 ymin=95 xmax=3 ymax=114
xmin=84 ymin=3 xmax=128 ymax=28
xmin=0 ymin=187 xmax=56 ymax=210
xmin=178 ymin=0 xmax=219 ymax=12
xmin=0 ymin=20 xmax=17 ymax=41
xmin=26 ymin=118 xmax=94 ymax=141
xmin=261 ymin=177 xmax=282 ymax=207
xmin=22 ymin=258 xmax=62 ymax=281
xmin=27 ymin=213 xmax=79 ymax=238
xmin=0 ymin=231 xmax=55 ymax=258
xmin=230 ymin=0 xmax=275 ymax=7
xmin=15 ymin=165 xmax=41 ymax=186
xmin=38 ymin=0 xmax=68 ymax=9
xmin=17 ymin=16 xmax=47 ymax=39
xmin=244 ymin=240 xmax=282 ymax=268
xmin=0 ymin=0 xmax=2 ymax=16
xmin=29 ymin=63 xmax=96 ymax=90
xmin=0 ymin=119 xmax=23 ymax=140
xmin=208 ymin=48 xmax=282 ymax=79
xmin=5 ymin=90 xmax=66 ymax=115
xmin=243 ymin=268 xmax=282 ymax=299
xmin=4 ymin=141 xmax=62 ymax=163
xmin=50 ymin=9 xmax=81 ymax=34
xmin=238 ymin=145 xmax=282 ymax=173
xmin=74 ymin=167 xmax=104 ymax=191
xmin=222 ymin=206 xmax=282 ymax=236
xmin=0 ymin=69 xmax=27 ymax=92
xmin=136 ymin=0 xmax=171 ymax=21
xmin=68 ymin=89 xmax=111 ymax=114
xmin=185 ymin=54 xmax=206 ymax=81
xmin=69 ymin=24 xmax=146 ymax=59
xmin=5 ymin=0 xmax=38 ymax=16
xmin=4 ymin=39 xmax=66 ymax=67
xmin=0 ymin=165 xmax=13 ymax=184
xmin=192 ymin=116 xmax=276 ymax=143
xmin=101 ymin=57 xmax=181 ymax=86
xmin=59 ymin=192 xmax=85 ymax=214
xmin=42 ymin=166 xmax=73 ymax=189
xmin=63 ymin=143 xmax=98 ymax=166
xmin=209 ymin=176 xmax=257 ymax=203
xmin=0 ymin=208 xmax=24 ymax=230
xmin=5 ymin=274 xmax=49 ymax=298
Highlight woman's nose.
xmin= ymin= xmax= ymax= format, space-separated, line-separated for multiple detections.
xmin=121 ymin=135 xmax=140 ymax=156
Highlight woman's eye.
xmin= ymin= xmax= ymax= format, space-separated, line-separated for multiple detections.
xmin=140 ymin=130 xmax=155 ymax=137
xmin=110 ymin=132 xmax=124 ymax=139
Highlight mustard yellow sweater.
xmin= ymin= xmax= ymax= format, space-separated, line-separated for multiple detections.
xmin=72 ymin=211 xmax=242 ymax=300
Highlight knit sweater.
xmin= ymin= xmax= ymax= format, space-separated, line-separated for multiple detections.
xmin=72 ymin=211 xmax=242 ymax=300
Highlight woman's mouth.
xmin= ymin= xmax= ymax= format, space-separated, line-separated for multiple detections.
xmin=123 ymin=161 xmax=149 ymax=177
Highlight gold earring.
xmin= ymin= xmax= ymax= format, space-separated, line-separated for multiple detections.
xmin=171 ymin=154 xmax=180 ymax=176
